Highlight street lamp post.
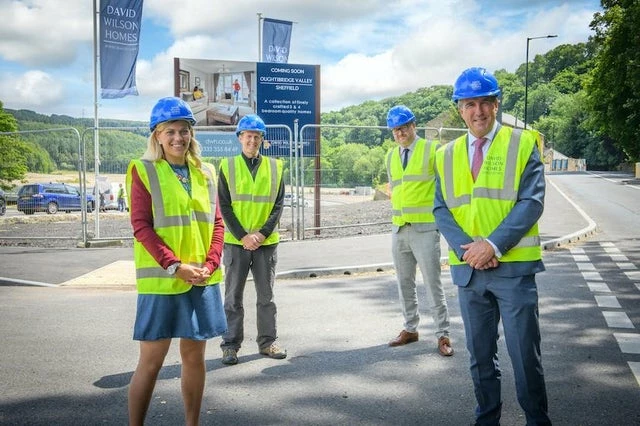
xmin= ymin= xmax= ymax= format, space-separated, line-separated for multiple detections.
xmin=524 ymin=34 xmax=558 ymax=128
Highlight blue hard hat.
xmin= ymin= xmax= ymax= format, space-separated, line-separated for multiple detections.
xmin=452 ymin=67 xmax=501 ymax=102
xmin=386 ymin=105 xmax=416 ymax=129
xmin=236 ymin=114 xmax=267 ymax=136
xmin=149 ymin=97 xmax=196 ymax=131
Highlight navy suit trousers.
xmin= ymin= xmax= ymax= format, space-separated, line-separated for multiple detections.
xmin=458 ymin=270 xmax=551 ymax=426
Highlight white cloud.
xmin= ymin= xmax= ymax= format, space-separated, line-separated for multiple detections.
xmin=0 ymin=0 xmax=92 ymax=66
xmin=0 ymin=70 xmax=64 ymax=108
xmin=0 ymin=0 xmax=602 ymax=120
xmin=318 ymin=2 xmax=599 ymax=111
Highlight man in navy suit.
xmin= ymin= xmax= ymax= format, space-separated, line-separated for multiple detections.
xmin=433 ymin=67 xmax=551 ymax=426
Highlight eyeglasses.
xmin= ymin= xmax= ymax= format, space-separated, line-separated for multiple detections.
xmin=392 ymin=124 xmax=412 ymax=133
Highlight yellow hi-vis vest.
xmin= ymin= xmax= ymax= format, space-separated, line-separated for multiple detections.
xmin=126 ymin=159 xmax=222 ymax=294
xmin=220 ymin=155 xmax=283 ymax=246
xmin=435 ymin=127 xmax=542 ymax=266
xmin=386 ymin=138 xmax=439 ymax=226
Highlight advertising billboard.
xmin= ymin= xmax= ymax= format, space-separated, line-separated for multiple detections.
xmin=174 ymin=57 xmax=319 ymax=157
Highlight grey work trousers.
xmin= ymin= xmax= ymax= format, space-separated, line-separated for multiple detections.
xmin=392 ymin=225 xmax=450 ymax=338
xmin=220 ymin=243 xmax=279 ymax=351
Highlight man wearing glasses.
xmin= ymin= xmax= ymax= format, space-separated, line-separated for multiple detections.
xmin=384 ymin=105 xmax=454 ymax=357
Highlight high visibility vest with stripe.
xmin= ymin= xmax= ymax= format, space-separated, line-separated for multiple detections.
xmin=435 ymin=127 xmax=542 ymax=265
xmin=220 ymin=155 xmax=283 ymax=246
xmin=385 ymin=138 xmax=438 ymax=226
xmin=126 ymin=159 xmax=222 ymax=294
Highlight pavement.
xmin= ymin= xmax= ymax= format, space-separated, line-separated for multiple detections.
xmin=0 ymin=177 xmax=597 ymax=288
xmin=4 ymin=176 xmax=630 ymax=426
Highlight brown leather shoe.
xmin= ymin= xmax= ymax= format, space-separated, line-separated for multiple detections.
xmin=438 ymin=336 xmax=454 ymax=356
xmin=389 ymin=330 xmax=419 ymax=347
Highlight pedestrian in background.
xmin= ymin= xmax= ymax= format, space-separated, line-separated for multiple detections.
xmin=434 ymin=67 xmax=550 ymax=425
xmin=126 ymin=97 xmax=227 ymax=426
xmin=217 ymin=114 xmax=287 ymax=365
xmin=99 ymin=189 xmax=106 ymax=212
xmin=232 ymin=79 xmax=241 ymax=101
xmin=384 ymin=105 xmax=453 ymax=357
xmin=117 ymin=183 xmax=126 ymax=212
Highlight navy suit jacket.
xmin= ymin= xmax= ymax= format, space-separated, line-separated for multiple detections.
xmin=433 ymin=130 xmax=546 ymax=287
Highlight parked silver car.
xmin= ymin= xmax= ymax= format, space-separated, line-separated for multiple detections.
xmin=283 ymin=193 xmax=309 ymax=208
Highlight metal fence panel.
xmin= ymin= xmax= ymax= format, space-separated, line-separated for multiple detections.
xmin=295 ymin=124 xmax=464 ymax=239
xmin=0 ymin=123 xmax=468 ymax=246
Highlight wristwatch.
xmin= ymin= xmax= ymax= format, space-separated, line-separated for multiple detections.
xmin=166 ymin=262 xmax=181 ymax=276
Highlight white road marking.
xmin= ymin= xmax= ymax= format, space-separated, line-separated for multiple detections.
xmin=576 ymin=262 xmax=596 ymax=271
xmin=628 ymin=362 xmax=640 ymax=387
xmin=625 ymin=270 xmax=640 ymax=281
xmin=602 ymin=311 xmax=635 ymax=329
xmin=617 ymin=262 xmax=638 ymax=270
xmin=582 ymin=271 xmax=603 ymax=281
xmin=586 ymin=282 xmax=611 ymax=293
xmin=610 ymin=254 xmax=629 ymax=262
xmin=614 ymin=333 xmax=640 ymax=354
xmin=594 ymin=295 xmax=621 ymax=308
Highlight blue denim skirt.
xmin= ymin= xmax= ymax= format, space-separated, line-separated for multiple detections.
xmin=133 ymin=284 xmax=228 ymax=341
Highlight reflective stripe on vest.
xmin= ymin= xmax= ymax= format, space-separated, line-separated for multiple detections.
xmin=221 ymin=156 xmax=283 ymax=245
xmin=385 ymin=139 xmax=437 ymax=225
xmin=436 ymin=128 xmax=541 ymax=265
xmin=441 ymin=129 xmax=521 ymax=208
xmin=127 ymin=159 xmax=222 ymax=294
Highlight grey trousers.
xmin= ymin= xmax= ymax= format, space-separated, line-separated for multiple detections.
xmin=392 ymin=226 xmax=450 ymax=337
xmin=220 ymin=243 xmax=279 ymax=351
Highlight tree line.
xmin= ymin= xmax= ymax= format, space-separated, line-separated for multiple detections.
xmin=0 ymin=2 xmax=637 ymax=189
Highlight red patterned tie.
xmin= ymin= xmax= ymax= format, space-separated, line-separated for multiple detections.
xmin=471 ymin=138 xmax=487 ymax=181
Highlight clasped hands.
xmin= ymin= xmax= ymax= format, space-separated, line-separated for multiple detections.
xmin=241 ymin=232 xmax=266 ymax=251
xmin=461 ymin=240 xmax=500 ymax=270
xmin=176 ymin=264 xmax=211 ymax=286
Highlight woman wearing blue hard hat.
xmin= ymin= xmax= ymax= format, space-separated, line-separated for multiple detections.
xmin=126 ymin=97 xmax=227 ymax=425
xmin=434 ymin=68 xmax=550 ymax=425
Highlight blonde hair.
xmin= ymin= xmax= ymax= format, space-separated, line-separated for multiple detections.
xmin=141 ymin=120 xmax=203 ymax=168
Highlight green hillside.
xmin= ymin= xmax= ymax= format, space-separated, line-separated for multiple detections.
xmin=1 ymin=2 xmax=638 ymax=189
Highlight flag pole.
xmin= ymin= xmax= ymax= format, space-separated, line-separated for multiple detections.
xmin=257 ymin=12 xmax=263 ymax=61
xmin=92 ymin=0 xmax=101 ymax=237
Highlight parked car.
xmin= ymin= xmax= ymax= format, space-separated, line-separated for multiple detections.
xmin=283 ymin=193 xmax=309 ymax=208
xmin=17 ymin=183 xmax=95 ymax=215
xmin=4 ymin=186 xmax=19 ymax=205
xmin=101 ymin=182 xmax=128 ymax=211
xmin=0 ymin=188 xmax=6 ymax=216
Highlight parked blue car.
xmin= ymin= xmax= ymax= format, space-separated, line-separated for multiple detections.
xmin=17 ymin=183 xmax=95 ymax=215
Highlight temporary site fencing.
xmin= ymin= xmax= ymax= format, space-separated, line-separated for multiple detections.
xmin=0 ymin=124 xmax=468 ymax=247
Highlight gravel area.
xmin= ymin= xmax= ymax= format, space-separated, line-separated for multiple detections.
xmin=0 ymin=198 xmax=393 ymax=248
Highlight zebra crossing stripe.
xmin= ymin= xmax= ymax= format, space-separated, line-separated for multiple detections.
xmin=625 ymin=270 xmax=640 ymax=281
xmin=581 ymin=271 xmax=603 ymax=281
xmin=586 ymin=282 xmax=611 ymax=293
xmin=610 ymin=254 xmax=629 ymax=262
xmin=614 ymin=333 xmax=640 ymax=354
xmin=628 ymin=362 xmax=640 ymax=387
xmin=594 ymin=295 xmax=621 ymax=308
xmin=617 ymin=262 xmax=637 ymax=270
xmin=602 ymin=311 xmax=635 ymax=329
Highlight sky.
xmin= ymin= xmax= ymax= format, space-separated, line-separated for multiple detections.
xmin=0 ymin=0 xmax=603 ymax=123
